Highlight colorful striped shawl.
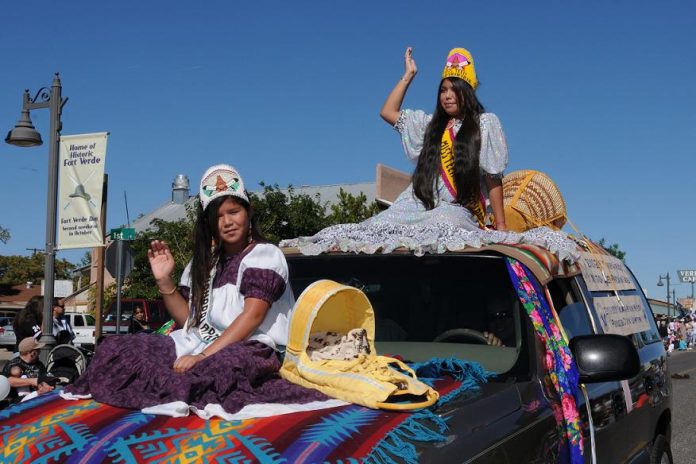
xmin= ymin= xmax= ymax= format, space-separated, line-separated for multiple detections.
xmin=0 ymin=358 xmax=490 ymax=464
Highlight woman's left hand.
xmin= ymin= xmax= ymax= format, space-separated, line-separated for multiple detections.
xmin=173 ymin=354 xmax=202 ymax=374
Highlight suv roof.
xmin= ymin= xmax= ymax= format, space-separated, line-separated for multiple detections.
xmin=282 ymin=241 xmax=583 ymax=285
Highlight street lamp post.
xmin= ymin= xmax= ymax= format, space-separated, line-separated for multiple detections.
xmin=5 ymin=73 xmax=68 ymax=361
xmin=657 ymin=273 xmax=671 ymax=319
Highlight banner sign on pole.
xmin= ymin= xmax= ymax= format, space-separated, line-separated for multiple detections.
xmin=57 ymin=132 xmax=108 ymax=249
xmin=677 ymin=270 xmax=696 ymax=283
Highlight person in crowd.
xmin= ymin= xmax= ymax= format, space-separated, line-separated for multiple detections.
xmin=1 ymin=337 xmax=47 ymax=403
xmin=13 ymin=296 xmax=46 ymax=351
xmin=128 ymin=306 xmax=150 ymax=334
xmin=657 ymin=317 xmax=668 ymax=339
xmin=377 ymin=46 xmax=509 ymax=230
xmin=8 ymin=365 xmax=31 ymax=400
xmin=65 ymin=164 xmax=327 ymax=416
xmin=20 ymin=374 xmax=59 ymax=402
xmin=52 ymin=299 xmax=75 ymax=345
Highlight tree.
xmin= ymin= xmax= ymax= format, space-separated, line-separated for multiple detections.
xmin=328 ymin=189 xmax=382 ymax=224
xmin=0 ymin=253 xmax=75 ymax=285
xmin=0 ymin=226 xmax=9 ymax=244
xmin=597 ymin=238 xmax=626 ymax=261
xmin=123 ymin=214 xmax=197 ymax=300
xmin=249 ymin=184 xmax=330 ymax=244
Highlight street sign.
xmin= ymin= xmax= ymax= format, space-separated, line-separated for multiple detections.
xmin=105 ymin=240 xmax=134 ymax=279
xmin=110 ymin=227 xmax=136 ymax=241
xmin=678 ymin=270 xmax=696 ymax=283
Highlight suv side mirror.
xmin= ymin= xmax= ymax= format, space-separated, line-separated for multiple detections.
xmin=569 ymin=334 xmax=640 ymax=384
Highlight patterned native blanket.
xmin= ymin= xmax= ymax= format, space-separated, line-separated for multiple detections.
xmin=0 ymin=359 xmax=489 ymax=464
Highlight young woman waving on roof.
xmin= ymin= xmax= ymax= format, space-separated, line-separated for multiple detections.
xmin=378 ymin=47 xmax=509 ymax=231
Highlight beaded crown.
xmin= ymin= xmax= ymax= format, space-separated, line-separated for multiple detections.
xmin=199 ymin=164 xmax=249 ymax=211
xmin=442 ymin=48 xmax=478 ymax=89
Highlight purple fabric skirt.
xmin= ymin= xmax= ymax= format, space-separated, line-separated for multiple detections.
xmin=65 ymin=334 xmax=327 ymax=413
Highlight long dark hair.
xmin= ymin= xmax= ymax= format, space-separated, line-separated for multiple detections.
xmin=189 ymin=195 xmax=265 ymax=327
xmin=412 ymin=77 xmax=485 ymax=210
xmin=13 ymin=296 xmax=59 ymax=333
xmin=13 ymin=296 xmax=44 ymax=333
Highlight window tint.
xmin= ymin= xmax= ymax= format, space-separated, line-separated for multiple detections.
xmin=148 ymin=301 xmax=167 ymax=323
xmin=625 ymin=270 xmax=661 ymax=345
xmin=558 ymin=302 xmax=594 ymax=339
xmin=288 ymin=254 xmax=525 ymax=376
xmin=74 ymin=315 xmax=85 ymax=327
xmin=84 ymin=314 xmax=95 ymax=325
xmin=549 ymin=278 xmax=594 ymax=339
xmin=125 ymin=301 xmax=138 ymax=320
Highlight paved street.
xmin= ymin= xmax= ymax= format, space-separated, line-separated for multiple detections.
xmin=668 ymin=349 xmax=696 ymax=464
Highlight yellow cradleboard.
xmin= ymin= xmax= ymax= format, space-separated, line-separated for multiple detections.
xmin=280 ymin=279 xmax=439 ymax=410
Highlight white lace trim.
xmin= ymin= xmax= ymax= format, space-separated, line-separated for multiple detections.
xmin=280 ymin=223 xmax=581 ymax=263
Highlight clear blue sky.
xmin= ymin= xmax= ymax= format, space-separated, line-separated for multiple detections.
xmin=1 ymin=1 xmax=694 ymax=302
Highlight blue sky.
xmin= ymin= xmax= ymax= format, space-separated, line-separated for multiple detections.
xmin=1 ymin=1 xmax=694 ymax=302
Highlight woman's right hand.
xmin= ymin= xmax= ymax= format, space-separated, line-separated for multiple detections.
xmin=147 ymin=240 xmax=176 ymax=282
xmin=380 ymin=46 xmax=417 ymax=125
xmin=403 ymin=47 xmax=417 ymax=82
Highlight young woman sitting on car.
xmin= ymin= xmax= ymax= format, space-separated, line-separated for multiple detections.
xmin=64 ymin=164 xmax=327 ymax=417
xmin=377 ymin=46 xmax=509 ymax=231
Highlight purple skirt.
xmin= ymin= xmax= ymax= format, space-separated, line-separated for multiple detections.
xmin=66 ymin=334 xmax=327 ymax=413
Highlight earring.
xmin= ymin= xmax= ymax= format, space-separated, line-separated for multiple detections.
xmin=248 ymin=224 xmax=253 ymax=243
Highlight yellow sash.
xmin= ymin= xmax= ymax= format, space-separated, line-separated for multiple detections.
xmin=440 ymin=126 xmax=488 ymax=227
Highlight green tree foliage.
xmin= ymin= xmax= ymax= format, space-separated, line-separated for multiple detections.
xmin=123 ymin=215 xmax=196 ymax=300
xmin=328 ymin=189 xmax=382 ymax=224
xmin=87 ymin=281 xmax=116 ymax=317
xmin=0 ymin=226 xmax=9 ymax=244
xmin=249 ymin=184 xmax=330 ymax=244
xmin=0 ymin=253 xmax=75 ymax=285
xmin=597 ymin=238 xmax=626 ymax=262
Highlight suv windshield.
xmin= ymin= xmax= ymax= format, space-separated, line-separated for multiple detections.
xmin=288 ymin=253 xmax=524 ymax=375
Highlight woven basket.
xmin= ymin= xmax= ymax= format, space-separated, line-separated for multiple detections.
xmin=502 ymin=170 xmax=566 ymax=232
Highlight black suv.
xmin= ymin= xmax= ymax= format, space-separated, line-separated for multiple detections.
xmin=285 ymin=245 xmax=672 ymax=463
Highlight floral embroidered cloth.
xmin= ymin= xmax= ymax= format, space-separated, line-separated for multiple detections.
xmin=506 ymin=257 xmax=584 ymax=464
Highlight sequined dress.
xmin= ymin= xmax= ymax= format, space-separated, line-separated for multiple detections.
xmin=281 ymin=110 xmax=580 ymax=261
xmin=366 ymin=109 xmax=508 ymax=229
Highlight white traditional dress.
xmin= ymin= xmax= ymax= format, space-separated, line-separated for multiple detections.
xmin=365 ymin=109 xmax=508 ymax=229
xmin=171 ymin=242 xmax=294 ymax=357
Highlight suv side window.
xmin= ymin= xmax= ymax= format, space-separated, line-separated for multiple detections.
xmin=548 ymin=278 xmax=594 ymax=339
xmin=626 ymin=270 xmax=662 ymax=345
xmin=73 ymin=315 xmax=85 ymax=327
xmin=147 ymin=301 xmax=166 ymax=323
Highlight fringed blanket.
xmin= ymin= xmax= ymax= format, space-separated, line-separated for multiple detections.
xmin=0 ymin=358 xmax=491 ymax=464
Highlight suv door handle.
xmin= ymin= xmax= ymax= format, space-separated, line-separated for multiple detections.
xmin=611 ymin=392 xmax=625 ymax=416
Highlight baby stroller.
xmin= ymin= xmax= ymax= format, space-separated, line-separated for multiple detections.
xmin=46 ymin=344 xmax=92 ymax=384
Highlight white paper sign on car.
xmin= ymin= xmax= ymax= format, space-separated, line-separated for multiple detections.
xmin=578 ymin=252 xmax=635 ymax=292
xmin=594 ymin=295 xmax=650 ymax=336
